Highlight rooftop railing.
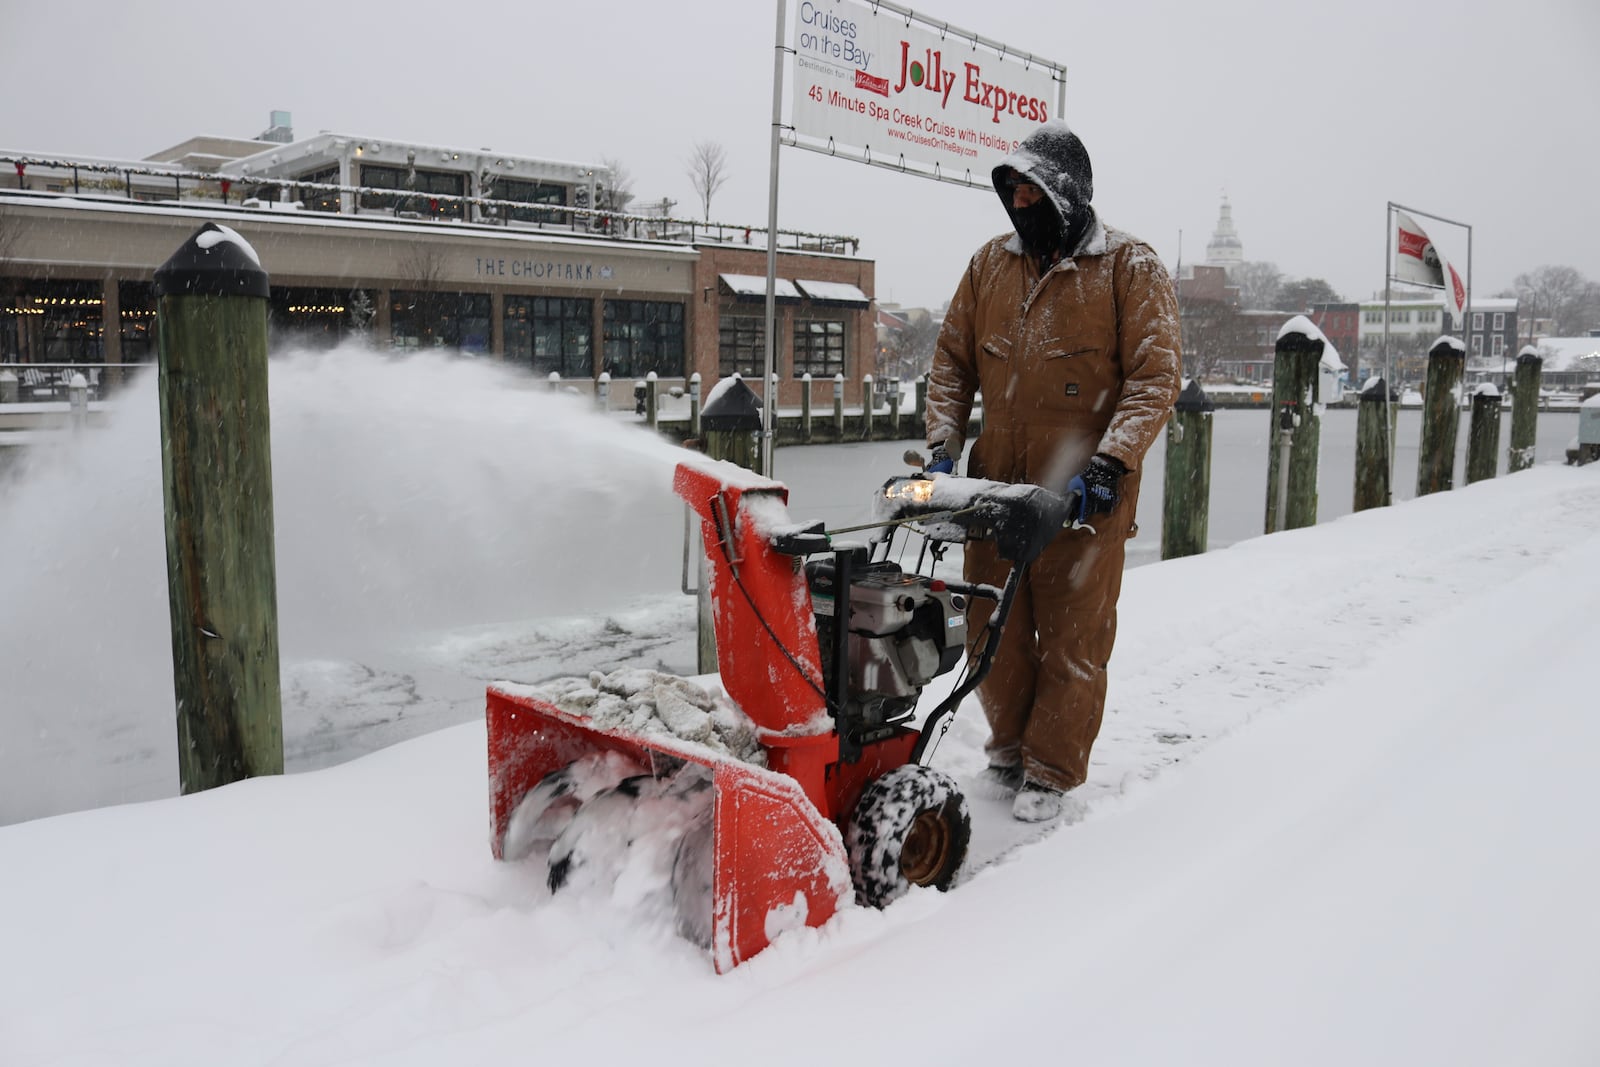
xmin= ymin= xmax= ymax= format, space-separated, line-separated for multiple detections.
xmin=1 ymin=153 xmax=861 ymax=256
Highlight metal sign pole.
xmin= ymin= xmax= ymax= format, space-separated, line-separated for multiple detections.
xmin=761 ymin=0 xmax=787 ymax=478
xmin=1383 ymin=202 xmax=1394 ymax=504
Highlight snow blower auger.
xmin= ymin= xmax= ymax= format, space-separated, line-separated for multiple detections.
xmin=486 ymin=457 xmax=1077 ymax=972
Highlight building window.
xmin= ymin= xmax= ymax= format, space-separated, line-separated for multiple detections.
xmin=1364 ymin=311 xmax=1381 ymax=324
xmin=1471 ymin=334 xmax=1483 ymax=356
xmin=793 ymin=318 xmax=845 ymax=378
xmin=2 ymin=279 xmax=103 ymax=364
xmin=495 ymin=178 xmax=569 ymax=224
xmin=603 ymin=299 xmax=685 ymax=378
xmin=1492 ymin=312 xmax=1505 ymax=331
xmin=506 ymin=295 xmax=593 ymax=377
xmin=1492 ymin=335 xmax=1505 ymax=357
xmin=359 ymin=164 xmax=466 ymax=219
xmin=719 ymin=315 xmax=766 ymax=377
xmin=269 ymin=286 xmax=363 ymax=351
xmin=390 ymin=290 xmax=491 ymax=352
xmin=118 ymin=281 xmax=156 ymax=363
xmin=294 ymin=165 xmax=341 ymax=213
xmin=1472 ymin=312 xmax=1484 ymax=331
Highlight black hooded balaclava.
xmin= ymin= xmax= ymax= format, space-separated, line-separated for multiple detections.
xmin=992 ymin=122 xmax=1094 ymax=264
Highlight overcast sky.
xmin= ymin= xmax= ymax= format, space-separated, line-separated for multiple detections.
xmin=4 ymin=0 xmax=1597 ymax=310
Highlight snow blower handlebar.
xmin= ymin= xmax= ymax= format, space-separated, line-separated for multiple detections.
xmin=872 ymin=476 xmax=1078 ymax=564
xmin=892 ymin=477 xmax=1084 ymax=766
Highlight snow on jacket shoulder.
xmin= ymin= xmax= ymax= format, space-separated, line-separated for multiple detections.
xmin=925 ymin=218 xmax=1181 ymax=498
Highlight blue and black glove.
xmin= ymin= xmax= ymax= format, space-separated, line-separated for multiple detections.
xmin=1071 ymin=454 xmax=1125 ymax=520
xmin=926 ymin=441 xmax=957 ymax=475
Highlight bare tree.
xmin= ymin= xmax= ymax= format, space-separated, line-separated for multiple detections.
xmin=597 ymin=157 xmax=636 ymax=215
xmin=686 ymin=141 xmax=730 ymax=221
xmin=1513 ymin=265 xmax=1600 ymax=337
xmin=879 ymin=313 xmax=941 ymax=379
xmin=1232 ymin=261 xmax=1284 ymax=310
xmin=395 ymin=243 xmax=449 ymax=348
xmin=1276 ymin=277 xmax=1343 ymax=312
xmin=1177 ymin=296 xmax=1256 ymax=381
xmin=1360 ymin=333 xmax=1429 ymax=387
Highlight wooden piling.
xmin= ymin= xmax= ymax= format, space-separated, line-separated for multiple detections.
xmin=154 ymin=222 xmax=283 ymax=794
xmin=1354 ymin=377 xmax=1397 ymax=512
xmin=801 ymin=372 xmax=813 ymax=441
xmin=861 ymin=374 xmax=875 ymax=439
xmin=1465 ymin=385 xmax=1501 ymax=485
xmin=915 ymin=374 xmax=928 ymax=423
xmin=1508 ymin=347 xmax=1542 ymax=473
xmin=1417 ymin=337 xmax=1466 ymax=496
xmin=833 ymin=373 xmax=845 ymax=438
xmin=1161 ymin=379 xmax=1213 ymax=560
xmin=1264 ymin=328 xmax=1323 ymax=533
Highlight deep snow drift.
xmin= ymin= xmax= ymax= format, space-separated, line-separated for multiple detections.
xmin=2 ymin=349 xmax=1598 ymax=1065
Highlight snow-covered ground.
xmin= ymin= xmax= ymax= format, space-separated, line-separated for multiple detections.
xmin=3 ymin=348 xmax=1598 ymax=1065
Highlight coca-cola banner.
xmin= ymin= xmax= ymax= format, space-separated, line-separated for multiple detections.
xmin=790 ymin=0 xmax=1063 ymax=180
xmin=1394 ymin=209 xmax=1466 ymax=328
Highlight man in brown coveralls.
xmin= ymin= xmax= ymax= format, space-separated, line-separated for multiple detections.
xmin=924 ymin=121 xmax=1182 ymax=822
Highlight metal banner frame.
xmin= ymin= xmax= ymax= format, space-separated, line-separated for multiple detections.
xmin=1379 ymin=200 xmax=1472 ymax=504
xmin=760 ymin=0 xmax=1067 ymax=474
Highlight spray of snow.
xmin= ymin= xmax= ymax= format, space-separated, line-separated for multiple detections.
xmin=0 ymin=341 xmax=694 ymax=823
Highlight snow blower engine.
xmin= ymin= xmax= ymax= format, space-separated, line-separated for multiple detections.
xmin=486 ymin=457 xmax=1078 ymax=972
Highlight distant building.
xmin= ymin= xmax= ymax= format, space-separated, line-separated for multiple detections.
xmin=1 ymin=112 xmax=875 ymax=409
xmin=1204 ymin=194 xmax=1244 ymax=278
xmin=1356 ymin=292 xmax=1527 ymax=387
xmin=1357 ymin=294 xmax=1449 ymax=384
xmin=1455 ymin=297 xmax=1519 ymax=363
xmin=1175 ymin=264 xmax=1238 ymax=305
xmin=1309 ymin=302 xmax=1360 ymax=382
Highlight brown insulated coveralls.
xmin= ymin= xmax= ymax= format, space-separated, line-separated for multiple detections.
xmin=926 ymin=158 xmax=1181 ymax=790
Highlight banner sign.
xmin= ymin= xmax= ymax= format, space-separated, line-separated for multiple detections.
xmin=1394 ymin=209 xmax=1466 ymax=327
xmin=790 ymin=0 xmax=1063 ymax=181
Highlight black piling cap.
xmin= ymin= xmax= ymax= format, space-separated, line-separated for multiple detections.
xmin=1275 ymin=330 xmax=1325 ymax=357
xmin=1174 ymin=379 xmax=1214 ymax=413
xmin=154 ymin=222 xmax=270 ymax=299
xmin=1428 ymin=337 xmax=1465 ymax=360
xmin=701 ymin=376 xmax=764 ymax=431
xmin=1516 ymin=346 xmax=1543 ymax=367
xmin=1359 ymin=376 xmax=1399 ymax=402
xmin=1356 ymin=379 xmax=1395 ymax=404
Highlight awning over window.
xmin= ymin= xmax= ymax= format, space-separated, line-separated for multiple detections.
xmin=795 ymin=279 xmax=871 ymax=308
xmin=719 ymin=273 xmax=802 ymax=304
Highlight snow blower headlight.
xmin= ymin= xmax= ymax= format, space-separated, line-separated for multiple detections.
xmin=880 ymin=477 xmax=936 ymax=506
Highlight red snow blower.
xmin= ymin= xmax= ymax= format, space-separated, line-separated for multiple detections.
xmin=487 ymin=457 xmax=1076 ymax=971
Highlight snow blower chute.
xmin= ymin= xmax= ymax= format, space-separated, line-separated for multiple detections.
xmin=487 ymin=457 xmax=1076 ymax=971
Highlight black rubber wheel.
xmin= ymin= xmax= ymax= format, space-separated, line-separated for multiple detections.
xmin=845 ymin=764 xmax=970 ymax=908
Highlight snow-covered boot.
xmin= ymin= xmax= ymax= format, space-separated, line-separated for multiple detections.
xmin=975 ymin=762 xmax=1025 ymax=798
xmin=1011 ymin=778 xmax=1068 ymax=822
